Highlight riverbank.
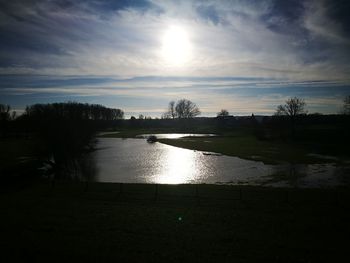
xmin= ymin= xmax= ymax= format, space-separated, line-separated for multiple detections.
xmin=1 ymin=181 xmax=349 ymax=262
xmin=158 ymin=135 xmax=322 ymax=164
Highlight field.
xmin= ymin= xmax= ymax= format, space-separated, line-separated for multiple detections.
xmin=158 ymin=135 xmax=323 ymax=164
xmin=1 ymin=181 xmax=349 ymax=262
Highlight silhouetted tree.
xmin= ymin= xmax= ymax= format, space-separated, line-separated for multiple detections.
xmin=0 ymin=104 xmax=11 ymax=137
xmin=275 ymin=97 xmax=307 ymax=117
xmin=23 ymin=102 xmax=124 ymax=179
xmin=217 ymin=109 xmax=229 ymax=117
xmin=0 ymin=104 xmax=11 ymax=121
xmin=25 ymin=102 xmax=123 ymax=121
xmin=175 ymin=99 xmax=201 ymax=118
xmin=168 ymin=101 xmax=176 ymax=119
xmin=275 ymin=97 xmax=307 ymax=137
xmin=161 ymin=113 xmax=170 ymax=119
xmin=163 ymin=99 xmax=200 ymax=119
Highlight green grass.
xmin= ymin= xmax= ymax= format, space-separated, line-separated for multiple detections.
xmin=158 ymin=135 xmax=332 ymax=164
xmin=1 ymin=182 xmax=349 ymax=262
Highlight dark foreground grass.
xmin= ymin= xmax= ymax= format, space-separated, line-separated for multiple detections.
xmin=1 ymin=182 xmax=349 ymax=262
xmin=0 ymin=138 xmax=43 ymax=169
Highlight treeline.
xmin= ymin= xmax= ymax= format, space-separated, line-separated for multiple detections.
xmin=24 ymin=102 xmax=124 ymax=121
xmin=0 ymin=102 xmax=124 ymax=179
xmin=1 ymin=102 xmax=124 ymax=137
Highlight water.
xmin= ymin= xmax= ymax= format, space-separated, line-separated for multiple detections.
xmin=135 ymin=133 xmax=217 ymax=139
xmin=90 ymin=137 xmax=349 ymax=187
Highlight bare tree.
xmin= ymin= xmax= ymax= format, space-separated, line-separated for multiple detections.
xmin=175 ymin=99 xmax=201 ymax=118
xmin=275 ymin=97 xmax=307 ymax=136
xmin=0 ymin=104 xmax=11 ymax=121
xmin=163 ymin=99 xmax=201 ymax=119
xmin=161 ymin=112 xmax=170 ymax=119
xmin=217 ymin=109 xmax=229 ymax=117
xmin=168 ymin=101 xmax=176 ymax=119
xmin=275 ymin=97 xmax=306 ymax=117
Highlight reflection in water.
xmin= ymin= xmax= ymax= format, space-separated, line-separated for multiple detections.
xmin=156 ymin=146 xmax=197 ymax=184
xmin=45 ymin=152 xmax=98 ymax=182
xmin=78 ymin=153 xmax=98 ymax=182
xmin=92 ymin=138 xmax=348 ymax=187
xmin=94 ymin=138 xmax=271 ymax=184
xmin=136 ymin=133 xmax=216 ymax=139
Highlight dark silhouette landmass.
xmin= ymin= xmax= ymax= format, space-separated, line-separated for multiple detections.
xmin=0 ymin=98 xmax=349 ymax=262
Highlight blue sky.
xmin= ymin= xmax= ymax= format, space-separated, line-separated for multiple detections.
xmin=0 ymin=0 xmax=349 ymax=117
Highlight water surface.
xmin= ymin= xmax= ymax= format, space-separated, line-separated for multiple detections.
xmin=135 ymin=133 xmax=217 ymax=139
xmin=92 ymin=138 xmax=348 ymax=187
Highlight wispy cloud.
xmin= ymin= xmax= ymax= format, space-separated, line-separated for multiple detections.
xmin=0 ymin=0 xmax=349 ymax=79
xmin=1 ymin=0 xmax=349 ymax=115
xmin=1 ymin=75 xmax=348 ymax=115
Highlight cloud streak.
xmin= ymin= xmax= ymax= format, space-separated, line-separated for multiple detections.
xmin=0 ymin=0 xmax=349 ymax=79
xmin=0 ymin=0 xmax=349 ymax=115
xmin=1 ymin=75 xmax=348 ymax=116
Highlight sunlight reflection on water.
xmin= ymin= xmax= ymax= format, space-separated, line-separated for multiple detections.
xmin=136 ymin=133 xmax=216 ymax=139
xmin=155 ymin=145 xmax=198 ymax=184
xmin=94 ymin=138 xmax=274 ymax=185
xmin=92 ymin=138 xmax=347 ymax=187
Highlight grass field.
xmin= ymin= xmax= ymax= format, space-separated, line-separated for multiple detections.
xmin=158 ymin=135 xmax=334 ymax=164
xmin=1 ymin=181 xmax=349 ymax=262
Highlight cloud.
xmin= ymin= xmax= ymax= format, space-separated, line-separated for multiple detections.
xmin=0 ymin=0 xmax=349 ymax=115
xmin=304 ymin=0 xmax=350 ymax=44
xmin=1 ymin=75 xmax=349 ymax=115
xmin=0 ymin=0 xmax=349 ymax=80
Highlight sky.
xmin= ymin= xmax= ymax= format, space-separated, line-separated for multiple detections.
xmin=0 ymin=0 xmax=350 ymax=117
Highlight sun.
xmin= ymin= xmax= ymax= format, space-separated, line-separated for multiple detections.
xmin=161 ymin=26 xmax=192 ymax=66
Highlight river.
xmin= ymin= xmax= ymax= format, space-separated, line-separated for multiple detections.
xmin=89 ymin=137 xmax=349 ymax=187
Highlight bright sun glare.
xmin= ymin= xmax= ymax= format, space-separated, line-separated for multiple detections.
xmin=161 ymin=26 xmax=192 ymax=66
